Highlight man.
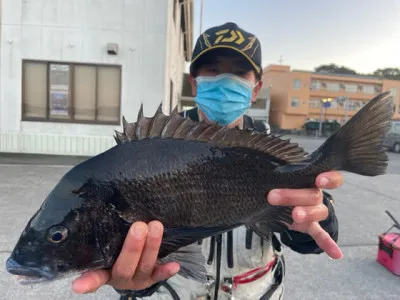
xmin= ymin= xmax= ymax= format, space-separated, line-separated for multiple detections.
xmin=71 ymin=22 xmax=343 ymax=299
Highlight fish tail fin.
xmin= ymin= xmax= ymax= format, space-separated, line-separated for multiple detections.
xmin=310 ymin=91 xmax=394 ymax=176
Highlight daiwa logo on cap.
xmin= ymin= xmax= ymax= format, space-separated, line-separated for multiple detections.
xmin=214 ymin=29 xmax=245 ymax=45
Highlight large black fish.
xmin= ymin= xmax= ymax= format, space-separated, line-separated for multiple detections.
xmin=6 ymin=91 xmax=394 ymax=286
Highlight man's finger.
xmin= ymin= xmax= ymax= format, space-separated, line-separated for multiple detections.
xmin=306 ymin=222 xmax=343 ymax=259
xmin=292 ymin=204 xmax=329 ymax=224
xmin=133 ymin=221 xmax=164 ymax=281
xmin=268 ymin=188 xmax=322 ymax=206
xmin=111 ymin=222 xmax=148 ymax=283
xmin=72 ymin=270 xmax=111 ymax=294
xmin=316 ymin=171 xmax=343 ymax=189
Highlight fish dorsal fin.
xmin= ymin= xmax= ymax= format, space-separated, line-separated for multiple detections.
xmin=114 ymin=104 xmax=308 ymax=163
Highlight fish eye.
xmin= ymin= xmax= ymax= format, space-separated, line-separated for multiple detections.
xmin=47 ymin=225 xmax=68 ymax=244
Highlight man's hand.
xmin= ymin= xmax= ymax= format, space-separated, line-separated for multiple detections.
xmin=71 ymin=221 xmax=180 ymax=294
xmin=267 ymin=171 xmax=343 ymax=260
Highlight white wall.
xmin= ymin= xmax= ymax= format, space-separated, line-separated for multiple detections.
xmin=164 ymin=0 xmax=186 ymax=114
xmin=0 ymin=0 xmax=180 ymax=138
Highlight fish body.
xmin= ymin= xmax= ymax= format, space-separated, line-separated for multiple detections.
xmin=6 ymin=91 xmax=394 ymax=286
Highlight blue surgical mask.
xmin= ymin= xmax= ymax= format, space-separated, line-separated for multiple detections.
xmin=194 ymin=73 xmax=255 ymax=126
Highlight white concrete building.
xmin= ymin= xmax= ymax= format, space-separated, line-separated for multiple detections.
xmin=0 ymin=0 xmax=193 ymax=156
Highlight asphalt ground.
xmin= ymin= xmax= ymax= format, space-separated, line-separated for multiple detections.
xmin=0 ymin=135 xmax=399 ymax=300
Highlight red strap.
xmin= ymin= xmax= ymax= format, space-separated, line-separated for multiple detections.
xmin=232 ymin=256 xmax=277 ymax=289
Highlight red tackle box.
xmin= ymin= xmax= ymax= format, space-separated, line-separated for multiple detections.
xmin=376 ymin=210 xmax=400 ymax=276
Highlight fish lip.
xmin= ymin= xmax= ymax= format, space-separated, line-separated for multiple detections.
xmin=15 ymin=275 xmax=51 ymax=285
xmin=6 ymin=257 xmax=55 ymax=284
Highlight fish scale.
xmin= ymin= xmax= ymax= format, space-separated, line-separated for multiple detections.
xmin=104 ymin=139 xmax=282 ymax=227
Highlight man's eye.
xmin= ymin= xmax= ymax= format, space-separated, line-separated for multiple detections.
xmin=206 ymin=68 xmax=218 ymax=73
xmin=235 ymin=70 xmax=247 ymax=76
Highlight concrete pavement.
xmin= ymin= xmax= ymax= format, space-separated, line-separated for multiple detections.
xmin=1 ymin=135 xmax=400 ymax=299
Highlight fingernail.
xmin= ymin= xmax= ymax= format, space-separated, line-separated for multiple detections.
xmin=149 ymin=222 xmax=162 ymax=237
xmin=83 ymin=287 xmax=99 ymax=294
xmin=296 ymin=209 xmax=306 ymax=222
xmin=268 ymin=190 xmax=281 ymax=204
xmin=320 ymin=177 xmax=329 ymax=187
xmin=133 ymin=223 xmax=146 ymax=238
xmin=328 ymin=254 xmax=342 ymax=260
xmin=169 ymin=264 xmax=180 ymax=276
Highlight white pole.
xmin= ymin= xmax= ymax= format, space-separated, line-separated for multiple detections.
xmin=344 ymin=96 xmax=349 ymax=123
xmin=318 ymin=101 xmax=323 ymax=137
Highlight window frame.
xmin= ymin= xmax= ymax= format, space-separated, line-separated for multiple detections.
xmin=292 ymin=79 xmax=301 ymax=90
xmin=291 ymin=96 xmax=300 ymax=107
xmin=21 ymin=59 xmax=122 ymax=125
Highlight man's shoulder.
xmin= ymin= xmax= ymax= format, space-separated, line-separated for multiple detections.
xmin=180 ymin=107 xmax=270 ymax=134
xmin=243 ymin=114 xmax=270 ymax=133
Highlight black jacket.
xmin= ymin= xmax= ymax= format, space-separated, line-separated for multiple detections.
xmin=180 ymin=107 xmax=339 ymax=254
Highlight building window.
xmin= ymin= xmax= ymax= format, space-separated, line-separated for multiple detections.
xmin=309 ymin=98 xmax=321 ymax=108
xmin=345 ymin=99 xmax=364 ymax=111
xmin=363 ymin=85 xmax=375 ymax=94
xmin=291 ymin=97 xmax=300 ymax=107
xmin=344 ymin=84 xmax=357 ymax=93
xmin=391 ymin=87 xmax=397 ymax=98
xmin=292 ymin=79 xmax=301 ymax=89
xmin=22 ymin=60 xmax=121 ymax=124
xmin=310 ymin=80 xmax=321 ymax=90
xmin=326 ymin=82 xmax=340 ymax=92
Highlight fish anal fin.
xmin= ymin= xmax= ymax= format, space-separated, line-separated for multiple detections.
xmin=249 ymin=206 xmax=293 ymax=239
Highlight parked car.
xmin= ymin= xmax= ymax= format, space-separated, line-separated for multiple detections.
xmin=383 ymin=121 xmax=400 ymax=153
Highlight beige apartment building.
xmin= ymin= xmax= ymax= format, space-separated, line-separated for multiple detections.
xmin=263 ymin=65 xmax=400 ymax=130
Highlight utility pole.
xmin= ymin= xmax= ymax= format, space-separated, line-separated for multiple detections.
xmin=199 ymin=0 xmax=203 ymax=36
xmin=278 ymin=55 xmax=284 ymax=64
xmin=318 ymin=98 xmax=332 ymax=137
xmin=344 ymin=96 xmax=349 ymax=123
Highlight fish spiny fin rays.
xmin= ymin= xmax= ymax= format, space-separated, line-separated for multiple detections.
xmin=114 ymin=104 xmax=309 ymax=163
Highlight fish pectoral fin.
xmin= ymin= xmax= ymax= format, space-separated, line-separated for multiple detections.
xmin=158 ymin=243 xmax=208 ymax=283
xmin=158 ymin=225 xmax=236 ymax=282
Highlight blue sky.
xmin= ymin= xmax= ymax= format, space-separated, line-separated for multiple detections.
xmin=186 ymin=0 xmax=400 ymax=74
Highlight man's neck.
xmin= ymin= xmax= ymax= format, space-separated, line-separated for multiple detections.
xmin=197 ymin=108 xmax=244 ymax=129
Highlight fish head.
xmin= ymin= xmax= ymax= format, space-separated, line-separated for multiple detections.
xmin=6 ymin=171 xmax=128 ymax=285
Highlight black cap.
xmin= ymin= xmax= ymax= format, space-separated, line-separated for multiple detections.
xmin=190 ymin=22 xmax=262 ymax=76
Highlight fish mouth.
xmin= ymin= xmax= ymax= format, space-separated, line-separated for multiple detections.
xmin=6 ymin=257 xmax=55 ymax=285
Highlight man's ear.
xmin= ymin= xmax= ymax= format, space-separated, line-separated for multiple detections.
xmin=251 ymin=80 xmax=263 ymax=103
xmin=189 ymin=74 xmax=197 ymax=97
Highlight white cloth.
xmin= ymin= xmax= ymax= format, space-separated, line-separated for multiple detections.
xmin=141 ymin=226 xmax=285 ymax=300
